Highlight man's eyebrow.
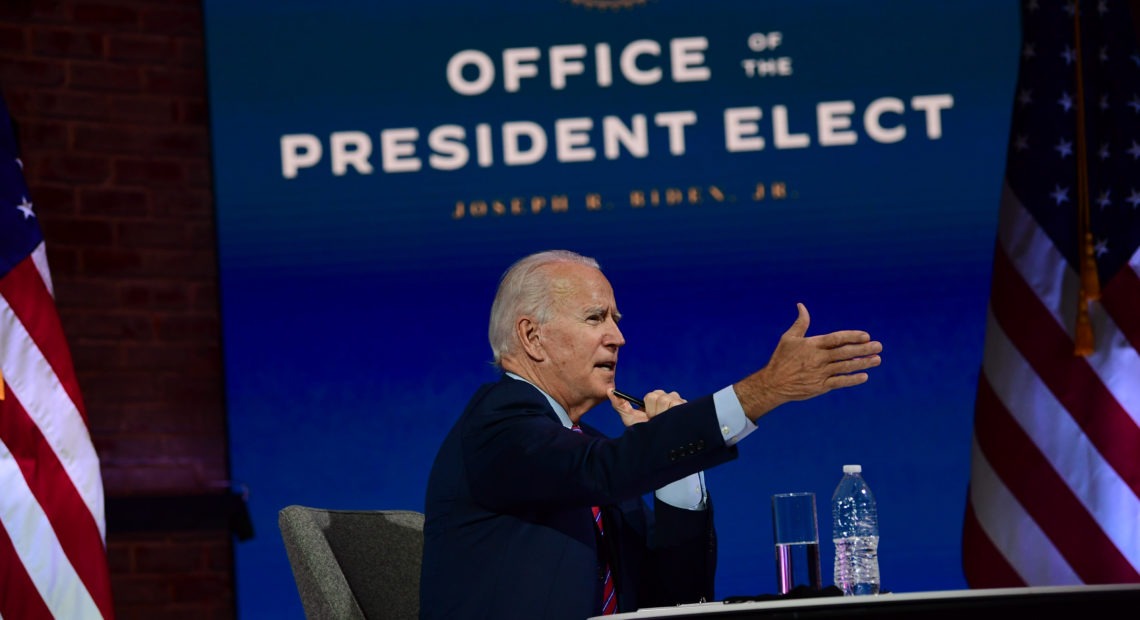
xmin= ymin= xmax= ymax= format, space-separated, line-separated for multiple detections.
xmin=582 ymin=306 xmax=621 ymax=321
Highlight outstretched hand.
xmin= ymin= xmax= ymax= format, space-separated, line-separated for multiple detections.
xmin=736 ymin=303 xmax=882 ymax=420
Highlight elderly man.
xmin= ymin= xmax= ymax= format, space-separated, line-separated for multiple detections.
xmin=419 ymin=250 xmax=882 ymax=619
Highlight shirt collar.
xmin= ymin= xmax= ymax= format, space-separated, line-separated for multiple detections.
xmin=504 ymin=372 xmax=572 ymax=429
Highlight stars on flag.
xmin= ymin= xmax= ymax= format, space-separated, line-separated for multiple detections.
xmin=1127 ymin=189 xmax=1140 ymax=209
xmin=1055 ymin=138 xmax=1073 ymax=158
xmin=1093 ymin=237 xmax=1108 ymax=256
xmin=1051 ymin=184 xmax=1070 ymax=205
xmin=1097 ymin=189 xmax=1111 ymax=209
xmin=1058 ymin=91 xmax=1074 ymax=111
xmin=1062 ymin=45 xmax=1076 ymax=65
xmin=15 ymin=195 xmax=34 ymax=219
xmin=1002 ymin=0 xmax=1140 ymax=284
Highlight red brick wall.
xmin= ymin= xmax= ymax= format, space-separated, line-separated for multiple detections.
xmin=0 ymin=0 xmax=234 ymax=617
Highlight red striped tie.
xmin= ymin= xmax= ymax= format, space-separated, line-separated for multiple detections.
xmin=573 ymin=425 xmax=617 ymax=615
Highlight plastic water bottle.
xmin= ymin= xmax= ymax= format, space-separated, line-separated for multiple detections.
xmin=831 ymin=464 xmax=880 ymax=595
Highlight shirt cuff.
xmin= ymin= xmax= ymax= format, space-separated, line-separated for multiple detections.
xmin=714 ymin=384 xmax=757 ymax=447
xmin=655 ymin=386 xmax=755 ymax=511
xmin=655 ymin=471 xmax=707 ymax=511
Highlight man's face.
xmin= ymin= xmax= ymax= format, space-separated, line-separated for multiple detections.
xmin=535 ymin=262 xmax=626 ymax=415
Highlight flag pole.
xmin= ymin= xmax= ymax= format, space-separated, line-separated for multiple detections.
xmin=1072 ymin=0 xmax=1100 ymax=356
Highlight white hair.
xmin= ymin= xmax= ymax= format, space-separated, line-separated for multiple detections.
xmin=488 ymin=250 xmax=600 ymax=368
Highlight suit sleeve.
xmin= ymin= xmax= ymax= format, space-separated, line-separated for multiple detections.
xmin=464 ymin=383 xmax=737 ymax=513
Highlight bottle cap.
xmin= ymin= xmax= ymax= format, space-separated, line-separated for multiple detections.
xmin=843 ymin=464 xmax=862 ymax=474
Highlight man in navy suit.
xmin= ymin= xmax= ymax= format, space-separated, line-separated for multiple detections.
xmin=420 ymin=250 xmax=882 ymax=619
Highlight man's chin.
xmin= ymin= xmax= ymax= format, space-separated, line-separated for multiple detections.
xmin=592 ymin=387 xmax=615 ymax=404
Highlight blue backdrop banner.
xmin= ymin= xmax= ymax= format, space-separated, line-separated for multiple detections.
xmin=202 ymin=1 xmax=1020 ymax=616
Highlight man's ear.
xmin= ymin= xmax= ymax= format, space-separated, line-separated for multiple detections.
xmin=517 ymin=317 xmax=544 ymax=361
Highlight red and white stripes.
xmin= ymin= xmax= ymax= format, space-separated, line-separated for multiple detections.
xmin=0 ymin=243 xmax=114 ymax=619
xmin=963 ymin=182 xmax=1140 ymax=587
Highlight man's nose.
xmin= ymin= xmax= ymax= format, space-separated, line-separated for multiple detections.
xmin=607 ymin=319 xmax=625 ymax=348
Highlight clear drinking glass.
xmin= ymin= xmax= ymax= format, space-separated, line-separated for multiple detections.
xmin=771 ymin=492 xmax=823 ymax=594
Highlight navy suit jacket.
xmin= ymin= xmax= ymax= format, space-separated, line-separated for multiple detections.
xmin=420 ymin=376 xmax=739 ymax=620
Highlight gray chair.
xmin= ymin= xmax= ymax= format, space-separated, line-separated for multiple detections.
xmin=279 ymin=505 xmax=425 ymax=620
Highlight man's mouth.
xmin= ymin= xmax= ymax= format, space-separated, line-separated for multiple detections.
xmin=595 ymin=362 xmax=616 ymax=372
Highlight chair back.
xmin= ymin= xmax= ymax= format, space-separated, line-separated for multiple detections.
xmin=279 ymin=505 xmax=425 ymax=620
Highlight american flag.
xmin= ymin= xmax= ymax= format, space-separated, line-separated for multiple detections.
xmin=963 ymin=0 xmax=1140 ymax=586
xmin=0 ymin=95 xmax=115 ymax=616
